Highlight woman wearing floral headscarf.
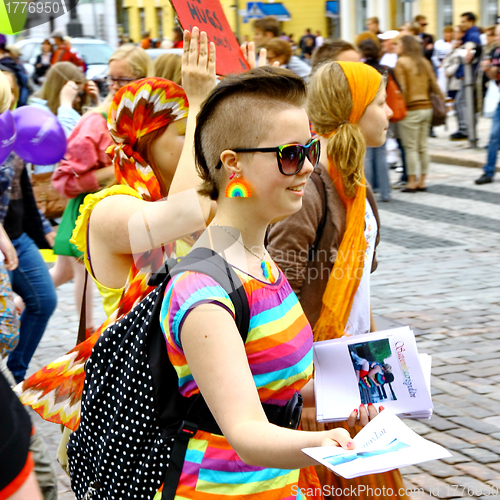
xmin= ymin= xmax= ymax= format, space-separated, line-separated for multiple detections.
xmin=15 ymin=28 xmax=215 ymax=434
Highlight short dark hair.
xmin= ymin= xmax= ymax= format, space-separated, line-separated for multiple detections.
xmin=461 ymin=12 xmax=477 ymax=23
xmin=312 ymin=39 xmax=357 ymax=70
xmin=358 ymin=39 xmax=380 ymax=61
xmin=195 ymin=67 xmax=306 ymax=200
xmin=253 ymin=16 xmax=280 ymax=37
xmin=265 ymin=37 xmax=292 ymax=65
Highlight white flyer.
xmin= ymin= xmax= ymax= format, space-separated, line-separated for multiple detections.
xmin=302 ymin=410 xmax=451 ymax=479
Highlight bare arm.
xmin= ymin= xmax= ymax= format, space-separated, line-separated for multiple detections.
xmin=0 ymin=224 xmax=18 ymax=271
xmin=181 ymin=303 xmax=353 ymax=469
xmin=89 ymin=190 xmax=206 ymax=287
xmin=168 ymin=28 xmax=215 ymax=207
xmin=9 ymin=471 xmax=43 ymax=500
xmin=370 ymin=308 xmax=377 ymax=332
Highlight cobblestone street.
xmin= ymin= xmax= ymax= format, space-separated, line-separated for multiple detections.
xmin=24 ymin=161 xmax=499 ymax=500
xmin=373 ymin=163 xmax=500 ymax=499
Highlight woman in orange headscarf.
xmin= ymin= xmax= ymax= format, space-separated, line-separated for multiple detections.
xmin=267 ymin=61 xmax=408 ymax=500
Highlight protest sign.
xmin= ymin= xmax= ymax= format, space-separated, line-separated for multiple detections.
xmin=170 ymin=0 xmax=250 ymax=75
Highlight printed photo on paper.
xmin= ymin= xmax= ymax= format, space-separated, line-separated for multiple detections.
xmin=348 ymin=340 xmax=397 ymax=405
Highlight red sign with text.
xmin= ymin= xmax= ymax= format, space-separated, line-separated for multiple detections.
xmin=170 ymin=0 xmax=250 ymax=75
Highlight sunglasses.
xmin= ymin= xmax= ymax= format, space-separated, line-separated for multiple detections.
xmin=217 ymin=138 xmax=321 ymax=175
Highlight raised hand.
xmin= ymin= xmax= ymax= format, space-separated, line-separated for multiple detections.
xmin=182 ymin=27 xmax=216 ymax=106
xmin=240 ymin=42 xmax=279 ymax=69
xmin=60 ymin=80 xmax=79 ymax=108
xmin=85 ymin=80 xmax=101 ymax=105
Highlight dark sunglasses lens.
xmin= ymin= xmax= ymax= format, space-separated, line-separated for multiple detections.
xmin=280 ymin=145 xmax=305 ymax=174
xmin=308 ymin=140 xmax=320 ymax=167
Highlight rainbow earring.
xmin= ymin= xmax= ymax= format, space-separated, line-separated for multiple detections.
xmin=225 ymin=173 xmax=251 ymax=198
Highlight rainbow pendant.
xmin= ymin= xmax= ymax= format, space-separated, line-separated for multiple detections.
xmin=261 ymin=260 xmax=276 ymax=284
xmin=225 ymin=178 xmax=251 ymax=198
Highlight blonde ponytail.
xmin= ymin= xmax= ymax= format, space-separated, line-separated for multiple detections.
xmin=326 ymin=122 xmax=366 ymax=198
xmin=307 ymin=62 xmax=366 ymax=198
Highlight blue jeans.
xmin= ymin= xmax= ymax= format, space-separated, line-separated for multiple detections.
xmin=364 ymin=144 xmax=391 ymax=200
xmin=484 ymin=100 xmax=500 ymax=178
xmin=7 ymin=233 xmax=57 ymax=383
xmin=396 ymin=138 xmax=408 ymax=182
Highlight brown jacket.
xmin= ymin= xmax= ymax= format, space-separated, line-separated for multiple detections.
xmin=394 ymin=56 xmax=444 ymax=111
xmin=267 ymin=163 xmax=380 ymax=327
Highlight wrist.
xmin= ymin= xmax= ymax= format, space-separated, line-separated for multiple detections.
xmin=60 ymin=98 xmax=73 ymax=108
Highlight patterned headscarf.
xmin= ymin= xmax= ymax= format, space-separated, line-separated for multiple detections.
xmin=107 ymin=77 xmax=189 ymax=201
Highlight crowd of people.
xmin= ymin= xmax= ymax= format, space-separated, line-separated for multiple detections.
xmin=0 ymin=9 xmax=497 ymax=500
xmin=249 ymin=12 xmax=499 ymax=189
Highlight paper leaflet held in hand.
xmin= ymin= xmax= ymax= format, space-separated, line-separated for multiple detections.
xmin=302 ymin=410 xmax=451 ymax=479
xmin=314 ymin=327 xmax=433 ymax=421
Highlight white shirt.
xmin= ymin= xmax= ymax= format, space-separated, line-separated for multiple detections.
xmin=285 ymin=55 xmax=312 ymax=80
xmin=380 ymin=52 xmax=398 ymax=68
xmin=432 ymin=39 xmax=452 ymax=67
xmin=345 ymin=201 xmax=378 ymax=336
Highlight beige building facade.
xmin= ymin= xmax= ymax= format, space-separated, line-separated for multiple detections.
xmin=118 ymin=0 xmax=500 ymax=48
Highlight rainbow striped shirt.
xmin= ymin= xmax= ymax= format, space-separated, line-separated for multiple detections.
xmin=159 ymin=267 xmax=313 ymax=499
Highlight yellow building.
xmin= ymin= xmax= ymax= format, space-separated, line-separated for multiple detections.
xmin=118 ymin=0 xmax=500 ymax=47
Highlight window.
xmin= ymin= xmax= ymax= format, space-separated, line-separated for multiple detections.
xmin=355 ymin=0 xmax=367 ymax=35
xmin=123 ymin=7 xmax=130 ymax=35
xmin=139 ymin=8 xmax=146 ymax=35
xmin=156 ymin=7 xmax=163 ymax=39
xmin=481 ymin=0 xmax=498 ymax=26
xmin=437 ymin=0 xmax=453 ymax=37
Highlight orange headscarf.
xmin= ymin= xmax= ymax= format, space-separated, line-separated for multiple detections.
xmin=314 ymin=61 xmax=382 ymax=342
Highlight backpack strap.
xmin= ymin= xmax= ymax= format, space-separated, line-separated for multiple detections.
xmin=149 ymin=248 xmax=250 ymax=500
xmin=308 ymin=169 xmax=327 ymax=261
xmin=147 ymin=248 xmax=250 ymax=430
xmin=169 ymin=247 xmax=250 ymax=338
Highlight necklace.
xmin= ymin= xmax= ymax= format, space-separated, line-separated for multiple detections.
xmin=212 ymin=223 xmax=276 ymax=284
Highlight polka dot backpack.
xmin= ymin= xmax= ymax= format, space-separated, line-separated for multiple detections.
xmin=67 ymin=248 xmax=249 ymax=500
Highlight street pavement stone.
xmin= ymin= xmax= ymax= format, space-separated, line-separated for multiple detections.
xmin=373 ymin=162 xmax=500 ymax=496
xmin=20 ymin=156 xmax=500 ymax=498
xmin=454 ymin=463 xmax=500 ymax=482
xmin=447 ymin=428 xmax=494 ymax=445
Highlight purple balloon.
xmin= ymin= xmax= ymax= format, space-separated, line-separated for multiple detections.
xmin=0 ymin=110 xmax=16 ymax=165
xmin=12 ymin=106 xmax=66 ymax=165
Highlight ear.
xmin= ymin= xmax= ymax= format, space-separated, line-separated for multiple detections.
xmin=219 ymin=150 xmax=241 ymax=177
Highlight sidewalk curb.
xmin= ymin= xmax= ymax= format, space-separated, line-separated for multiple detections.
xmin=430 ymin=152 xmax=500 ymax=172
